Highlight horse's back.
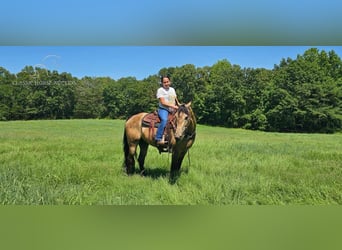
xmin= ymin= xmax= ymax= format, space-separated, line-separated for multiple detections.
xmin=125 ymin=112 xmax=148 ymax=128
xmin=124 ymin=113 xmax=148 ymax=140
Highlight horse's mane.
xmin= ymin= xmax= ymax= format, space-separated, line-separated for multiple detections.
xmin=177 ymin=104 xmax=189 ymax=115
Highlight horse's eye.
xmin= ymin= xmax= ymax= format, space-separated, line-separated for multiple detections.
xmin=185 ymin=116 xmax=189 ymax=120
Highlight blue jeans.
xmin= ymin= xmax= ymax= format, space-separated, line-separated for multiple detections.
xmin=155 ymin=108 xmax=169 ymax=141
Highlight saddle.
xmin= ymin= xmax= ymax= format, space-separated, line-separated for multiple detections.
xmin=142 ymin=110 xmax=161 ymax=128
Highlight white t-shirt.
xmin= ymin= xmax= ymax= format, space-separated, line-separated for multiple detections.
xmin=156 ymin=87 xmax=177 ymax=110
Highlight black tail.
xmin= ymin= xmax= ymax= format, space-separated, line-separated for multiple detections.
xmin=123 ymin=129 xmax=129 ymax=170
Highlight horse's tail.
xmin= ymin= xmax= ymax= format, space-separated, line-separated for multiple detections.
xmin=123 ymin=128 xmax=129 ymax=169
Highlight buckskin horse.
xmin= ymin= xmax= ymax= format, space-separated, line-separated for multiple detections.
xmin=123 ymin=102 xmax=196 ymax=180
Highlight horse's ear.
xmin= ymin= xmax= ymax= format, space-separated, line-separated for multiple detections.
xmin=185 ymin=101 xmax=192 ymax=108
xmin=175 ymin=98 xmax=181 ymax=106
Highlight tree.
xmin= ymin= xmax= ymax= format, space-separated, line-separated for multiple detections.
xmin=1 ymin=47 xmax=341 ymax=133
xmin=0 ymin=67 xmax=15 ymax=120
xmin=74 ymin=77 xmax=109 ymax=118
xmin=207 ymin=59 xmax=245 ymax=127
xmin=171 ymin=64 xmax=197 ymax=103
xmin=270 ymin=48 xmax=342 ymax=132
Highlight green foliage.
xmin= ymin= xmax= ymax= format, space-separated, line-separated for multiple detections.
xmin=242 ymin=109 xmax=268 ymax=131
xmin=0 ymin=67 xmax=76 ymax=120
xmin=1 ymin=48 xmax=342 ymax=133
xmin=270 ymin=48 xmax=342 ymax=132
xmin=102 ymin=76 xmax=157 ymax=119
xmin=74 ymin=77 xmax=109 ymax=118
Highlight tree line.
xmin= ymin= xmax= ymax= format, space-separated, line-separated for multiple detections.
xmin=1 ymin=48 xmax=341 ymax=133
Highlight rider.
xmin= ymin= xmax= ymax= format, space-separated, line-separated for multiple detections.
xmin=155 ymin=75 xmax=179 ymax=145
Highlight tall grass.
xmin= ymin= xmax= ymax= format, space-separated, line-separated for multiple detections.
xmin=0 ymin=119 xmax=341 ymax=204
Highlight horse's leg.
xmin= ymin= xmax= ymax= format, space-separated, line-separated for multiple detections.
xmin=124 ymin=143 xmax=138 ymax=175
xmin=123 ymin=130 xmax=138 ymax=175
xmin=138 ymin=140 xmax=149 ymax=175
xmin=170 ymin=146 xmax=187 ymax=180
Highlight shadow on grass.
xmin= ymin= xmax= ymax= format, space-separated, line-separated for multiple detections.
xmin=140 ymin=167 xmax=169 ymax=179
xmin=138 ymin=166 xmax=188 ymax=185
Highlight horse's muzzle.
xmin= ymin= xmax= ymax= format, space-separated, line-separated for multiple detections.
xmin=175 ymin=135 xmax=184 ymax=141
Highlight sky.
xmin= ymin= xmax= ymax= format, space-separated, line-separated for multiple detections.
xmin=1 ymin=0 xmax=342 ymax=45
xmin=1 ymin=46 xmax=342 ymax=80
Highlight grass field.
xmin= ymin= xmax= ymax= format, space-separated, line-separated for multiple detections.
xmin=0 ymin=119 xmax=341 ymax=205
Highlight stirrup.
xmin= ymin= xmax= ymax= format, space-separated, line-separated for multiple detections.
xmin=157 ymin=144 xmax=171 ymax=154
xmin=156 ymin=140 xmax=168 ymax=146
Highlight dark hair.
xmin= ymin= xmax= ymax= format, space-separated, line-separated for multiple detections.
xmin=160 ymin=75 xmax=170 ymax=83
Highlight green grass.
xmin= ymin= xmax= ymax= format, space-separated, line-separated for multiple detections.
xmin=0 ymin=119 xmax=341 ymax=204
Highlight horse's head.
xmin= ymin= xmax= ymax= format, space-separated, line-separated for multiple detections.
xmin=173 ymin=102 xmax=194 ymax=140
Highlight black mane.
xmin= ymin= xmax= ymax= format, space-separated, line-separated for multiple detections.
xmin=178 ymin=104 xmax=189 ymax=115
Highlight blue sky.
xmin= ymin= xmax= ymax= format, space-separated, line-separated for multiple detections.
xmin=1 ymin=46 xmax=342 ymax=80
xmin=1 ymin=0 xmax=342 ymax=45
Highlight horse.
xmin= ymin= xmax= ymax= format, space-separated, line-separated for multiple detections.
xmin=123 ymin=102 xmax=196 ymax=180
